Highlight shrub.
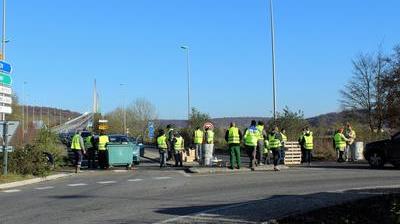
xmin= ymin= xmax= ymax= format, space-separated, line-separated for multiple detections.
xmin=7 ymin=144 xmax=51 ymax=176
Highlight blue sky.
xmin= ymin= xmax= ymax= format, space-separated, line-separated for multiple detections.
xmin=7 ymin=0 xmax=400 ymax=119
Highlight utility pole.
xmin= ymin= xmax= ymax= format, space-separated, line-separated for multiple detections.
xmin=269 ymin=0 xmax=277 ymax=122
xmin=180 ymin=45 xmax=191 ymax=124
xmin=1 ymin=0 xmax=5 ymax=122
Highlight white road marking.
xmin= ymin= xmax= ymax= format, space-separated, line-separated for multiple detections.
xmin=35 ymin=186 xmax=54 ymax=190
xmin=3 ymin=189 xmax=21 ymax=193
xmin=113 ymin=170 xmax=128 ymax=173
xmin=97 ymin=181 xmax=117 ymax=184
xmin=67 ymin=183 xmax=88 ymax=187
xmin=128 ymin=178 xmax=143 ymax=182
xmin=153 ymin=177 xmax=172 ymax=180
xmin=328 ymin=184 xmax=400 ymax=193
xmin=175 ymin=171 xmax=191 ymax=177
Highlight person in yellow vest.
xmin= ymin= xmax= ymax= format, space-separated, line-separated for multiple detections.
xmin=157 ymin=129 xmax=168 ymax=168
xmin=84 ymin=133 xmax=96 ymax=169
xmin=334 ymin=128 xmax=349 ymax=163
xmin=225 ymin=122 xmax=243 ymax=169
xmin=268 ymin=126 xmax=283 ymax=171
xmin=279 ymin=128 xmax=288 ymax=165
xmin=344 ymin=123 xmax=357 ymax=162
xmin=173 ymin=131 xmax=184 ymax=167
xmin=256 ymin=121 xmax=267 ymax=166
xmin=98 ymin=130 xmax=110 ymax=169
xmin=244 ymin=120 xmax=260 ymax=171
xmin=301 ymin=127 xmax=314 ymax=166
xmin=193 ymin=126 xmax=204 ymax=163
xmin=71 ymin=130 xmax=86 ymax=173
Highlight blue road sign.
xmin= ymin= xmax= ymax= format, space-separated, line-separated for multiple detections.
xmin=148 ymin=122 xmax=154 ymax=139
xmin=0 ymin=61 xmax=11 ymax=74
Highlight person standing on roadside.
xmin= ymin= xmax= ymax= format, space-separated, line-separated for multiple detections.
xmin=225 ymin=122 xmax=243 ymax=169
xmin=193 ymin=126 xmax=204 ymax=163
xmin=298 ymin=128 xmax=306 ymax=163
xmin=71 ymin=130 xmax=86 ymax=173
xmin=344 ymin=123 xmax=356 ymax=162
xmin=279 ymin=128 xmax=288 ymax=164
xmin=166 ymin=124 xmax=175 ymax=161
xmin=243 ymin=120 xmax=260 ymax=171
xmin=334 ymin=128 xmax=349 ymax=163
xmin=268 ymin=126 xmax=282 ymax=171
xmin=256 ymin=121 xmax=267 ymax=166
xmin=172 ymin=131 xmax=184 ymax=167
xmin=98 ymin=130 xmax=109 ymax=169
xmin=301 ymin=127 xmax=314 ymax=166
xmin=157 ymin=129 xmax=168 ymax=168
xmin=85 ymin=132 xmax=96 ymax=169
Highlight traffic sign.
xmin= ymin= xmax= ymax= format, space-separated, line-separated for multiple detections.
xmin=0 ymin=105 xmax=11 ymax=114
xmin=0 ymin=73 xmax=11 ymax=86
xmin=148 ymin=122 xmax=154 ymax=139
xmin=0 ymin=86 xmax=11 ymax=95
xmin=203 ymin=122 xmax=214 ymax=130
xmin=0 ymin=121 xmax=19 ymax=142
xmin=0 ymin=61 xmax=11 ymax=74
xmin=0 ymin=95 xmax=12 ymax=104
xmin=0 ymin=146 xmax=13 ymax=153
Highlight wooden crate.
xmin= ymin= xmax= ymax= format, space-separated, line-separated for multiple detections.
xmin=284 ymin=141 xmax=302 ymax=165
xmin=182 ymin=149 xmax=196 ymax=162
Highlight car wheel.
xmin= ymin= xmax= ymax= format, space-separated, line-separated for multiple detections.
xmin=368 ymin=152 xmax=385 ymax=169
xmin=391 ymin=162 xmax=400 ymax=169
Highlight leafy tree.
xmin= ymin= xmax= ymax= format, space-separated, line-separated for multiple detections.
xmin=268 ymin=106 xmax=309 ymax=140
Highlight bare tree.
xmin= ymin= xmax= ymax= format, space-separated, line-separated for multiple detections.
xmin=340 ymin=52 xmax=390 ymax=131
xmin=384 ymin=46 xmax=400 ymax=130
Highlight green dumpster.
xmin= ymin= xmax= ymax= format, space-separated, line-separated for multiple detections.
xmin=107 ymin=142 xmax=134 ymax=168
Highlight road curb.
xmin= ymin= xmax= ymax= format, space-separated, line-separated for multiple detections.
xmin=0 ymin=173 xmax=74 ymax=190
xmin=187 ymin=165 xmax=289 ymax=174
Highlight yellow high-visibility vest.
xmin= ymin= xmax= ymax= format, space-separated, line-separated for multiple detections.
xmin=71 ymin=134 xmax=82 ymax=150
xmin=98 ymin=135 xmax=109 ymax=151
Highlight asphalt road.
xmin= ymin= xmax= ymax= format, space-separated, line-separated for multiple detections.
xmin=1 ymin=157 xmax=400 ymax=224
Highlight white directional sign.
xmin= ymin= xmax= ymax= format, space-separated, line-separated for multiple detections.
xmin=0 ymin=86 xmax=11 ymax=95
xmin=0 ymin=146 xmax=13 ymax=153
xmin=0 ymin=105 xmax=11 ymax=114
xmin=0 ymin=95 xmax=12 ymax=104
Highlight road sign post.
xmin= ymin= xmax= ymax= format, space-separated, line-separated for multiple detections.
xmin=1 ymin=121 xmax=19 ymax=175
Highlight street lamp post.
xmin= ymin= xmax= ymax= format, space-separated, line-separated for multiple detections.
xmin=119 ymin=83 xmax=127 ymax=135
xmin=180 ymin=45 xmax=191 ymax=123
xmin=269 ymin=0 xmax=277 ymax=122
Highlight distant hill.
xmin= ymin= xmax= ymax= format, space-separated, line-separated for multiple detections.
xmin=156 ymin=111 xmax=367 ymax=129
xmin=19 ymin=105 xmax=81 ymax=128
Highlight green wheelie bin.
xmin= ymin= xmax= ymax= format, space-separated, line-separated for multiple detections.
xmin=106 ymin=142 xmax=134 ymax=169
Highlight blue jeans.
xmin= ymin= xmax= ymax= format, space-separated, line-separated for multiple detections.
xmin=159 ymin=150 xmax=167 ymax=167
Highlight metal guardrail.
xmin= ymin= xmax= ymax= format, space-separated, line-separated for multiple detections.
xmin=52 ymin=112 xmax=93 ymax=134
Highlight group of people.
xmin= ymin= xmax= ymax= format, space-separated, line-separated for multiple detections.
xmin=227 ymin=120 xmax=294 ymax=171
xmin=333 ymin=123 xmax=357 ymax=162
xmin=70 ymin=130 xmax=110 ymax=173
xmin=157 ymin=125 xmax=215 ymax=168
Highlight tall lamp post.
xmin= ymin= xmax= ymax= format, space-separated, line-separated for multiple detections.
xmin=269 ymin=0 xmax=277 ymax=122
xmin=119 ymin=83 xmax=127 ymax=135
xmin=180 ymin=45 xmax=191 ymax=123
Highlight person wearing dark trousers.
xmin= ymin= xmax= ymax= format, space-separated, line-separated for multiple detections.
xmin=85 ymin=133 xmax=96 ymax=169
xmin=98 ymin=131 xmax=109 ymax=169
xmin=225 ymin=122 xmax=243 ymax=169
xmin=279 ymin=128 xmax=288 ymax=165
xmin=157 ymin=130 xmax=168 ymax=168
xmin=301 ymin=127 xmax=314 ymax=166
xmin=244 ymin=120 xmax=260 ymax=171
xmin=166 ymin=124 xmax=175 ymax=161
xmin=268 ymin=127 xmax=282 ymax=171
xmin=71 ymin=130 xmax=86 ymax=173
xmin=173 ymin=132 xmax=184 ymax=167
xmin=298 ymin=128 xmax=306 ymax=163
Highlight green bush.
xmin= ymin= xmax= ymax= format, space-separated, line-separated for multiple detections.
xmin=34 ymin=128 xmax=67 ymax=167
xmin=7 ymin=144 xmax=51 ymax=176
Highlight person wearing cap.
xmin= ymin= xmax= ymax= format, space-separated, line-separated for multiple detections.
xmin=268 ymin=126 xmax=283 ymax=171
xmin=70 ymin=130 xmax=86 ymax=173
xmin=225 ymin=122 xmax=243 ymax=169
xmin=172 ymin=131 xmax=184 ymax=167
xmin=244 ymin=120 xmax=260 ymax=171
xmin=157 ymin=129 xmax=168 ymax=168
xmin=334 ymin=128 xmax=349 ymax=163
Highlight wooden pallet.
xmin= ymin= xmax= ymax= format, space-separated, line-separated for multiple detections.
xmin=284 ymin=141 xmax=302 ymax=165
xmin=182 ymin=149 xmax=196 ymax=162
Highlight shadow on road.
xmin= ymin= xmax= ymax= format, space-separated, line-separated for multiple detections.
xmin=155 ymin=188 xmax=399 ymax=223
xmin=47 ymin=195 xmax=94 ymax=200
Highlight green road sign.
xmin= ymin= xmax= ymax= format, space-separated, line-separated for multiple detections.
xmin=0 ymin=72 xmax=11 ymax=86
